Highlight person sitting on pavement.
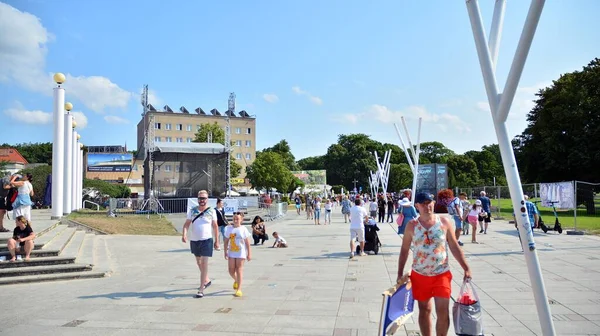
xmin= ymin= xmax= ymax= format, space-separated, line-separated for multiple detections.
xmin=271 ymin=232 xmax=288 ymax=248
xmin=6 ymin=215 xmax=36 ymax=262
xmin=251 ymin=215 xmax=268 ymax=245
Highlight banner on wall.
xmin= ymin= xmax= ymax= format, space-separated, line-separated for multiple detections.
xmin=186 ymin=198 xmax=239 ymax=216
xmin=540 ymin=182 xmax=575 ymax=209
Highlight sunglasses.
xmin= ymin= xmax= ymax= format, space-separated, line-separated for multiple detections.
xmin=198 ymin=197 xmax=208 ymax=201
xmin=233 ymin=212 xmax=243 ymax=216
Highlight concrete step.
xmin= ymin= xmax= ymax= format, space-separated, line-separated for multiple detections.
xmin=36 ymin=224 xmax=69 ymax=246
xmin=76 ymin=233 xmax=95 ymax=266
xmin=0 ymin=222 xmax=61 ymax=244
xmin=0 ymin=243 xmax=44 ymax=252
xmin=0 ymin=256 xmax=76 ymax=269
xmin=0 ymin=263 xmax=92 ymax=278
xmin=93 ymin=236 xmax=112 ymax=275
xmin=0 ymin=248 xmax=60 ymax=259
xmin=0 ymin=270 xmax=107 ymax=286
xmin=60 ymin=231 xmax=86 ymax=259
xmin=42 ymin=226 xmax=76 ymax=254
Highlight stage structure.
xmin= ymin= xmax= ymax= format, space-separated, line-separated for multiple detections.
xmin=394 ymin=117 xmax=422 ymax=203
xmin=374 ymin=150 xmax=391 ymax=196
xmin=466 ymin=0 xmax=555 ymax=334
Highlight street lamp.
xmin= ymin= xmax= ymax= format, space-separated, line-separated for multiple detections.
xmin=51 ymin=73 xmax=66 ymax=219
xmin=63 ymin=102 xmax=74 ymax=216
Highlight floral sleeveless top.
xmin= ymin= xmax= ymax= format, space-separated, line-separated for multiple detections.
xmin=412 ymin=216 xmax=449 ymax=276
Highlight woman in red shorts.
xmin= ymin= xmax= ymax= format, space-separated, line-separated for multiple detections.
xmin=397 ymin=193 xmax=472 ymax=336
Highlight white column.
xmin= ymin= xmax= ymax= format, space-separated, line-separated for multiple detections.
xmin=78 ymin=147 xmax=83 ymax=210
xmin=71 ymin=131 xmax=78 ymax=211
xmin=63 ymin=115 xmax=73 ymax=215
xmin=51 ymin=82 xmax=65 ymax=219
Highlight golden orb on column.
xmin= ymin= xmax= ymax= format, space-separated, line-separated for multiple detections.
xmin=53 ymin=73 xmax=66 ymax=84
xmin=72 ymin=121 xmax=77 ymax=128
xmin=77 ymin=134 xmax=81 ymax=140
xmin=79 ymin=143 xmax=84 ymax=149
xmin=65 ymin=102 xmax=73 ymax=111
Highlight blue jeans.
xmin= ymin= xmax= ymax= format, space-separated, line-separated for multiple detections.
xmin=218 ymin=226 xmax=226 ymax=243
xmin=453 ymin=216 xmax=463 ymax=230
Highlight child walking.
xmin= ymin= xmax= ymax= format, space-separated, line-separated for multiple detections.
xmin=466 ymin=200 xmax=484 ymax=244
xmin=324 ymin=199 xmax=332 ymax=224
xmin=223 ymin=212 xmax=252 ymax=297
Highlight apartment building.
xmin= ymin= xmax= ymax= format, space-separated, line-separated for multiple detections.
xmin=136 ymin=106 xmax=256 ymax=179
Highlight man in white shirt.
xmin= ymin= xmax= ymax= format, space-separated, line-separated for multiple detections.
xmin=349 ymin=198 xmax=368 ymax=259
xmin=182 ymin=190 xmax=220 ymax=298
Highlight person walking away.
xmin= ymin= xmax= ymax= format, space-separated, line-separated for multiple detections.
xmin=467 ymin=200 xmax=484 ymax=244
xmin=377 ymin=195 xmax=386 ymax=223
xmin=396 ymin=193 xmax=472 ymax=336
xmin=0 ymin=173 xmax=12 ymax=232
xmin=478 ymin=191 xmax=492 ymax=234
xmin=349 ymin=198 xmax=368 ymax=259
xmin=386 ymin=196 xmax=395 ymax=223
xmin=182 ymin=190 xmax=220 ymax=298
xmin=9 ymin=174 xmax=34 ymax=222
xmin=305 ymin=195 xmax=313 ymax=220
xmin=223 ymin=211 xmax=251 ymax=297
xmin=341 ymin=196 xmax=351 ymax=223
xmin=369 ymin=199 xmax=377 ymax=218
xmin=461 ymin=198 xmax=471 ymax=235
xmin=397 ymin=198 xmax=418 ymax=236
xmin=448 ymin=192 xmax=466 ymax=246
xmin=324 ymin=199 xmax=332 ymax=224
xmin=215 ymin=199 xmax=229 ymax=251
xmin=294 ymin=195 xmax=302 ymax=215
xmin=6 ymin=215 xmax=36 ymax=261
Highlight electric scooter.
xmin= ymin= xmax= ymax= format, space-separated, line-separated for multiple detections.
xmin=538 ymin=200 xmax=563 ymax=234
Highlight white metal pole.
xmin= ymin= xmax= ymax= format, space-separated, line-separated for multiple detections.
xmin=71 ymin=131 xmax=78 ymax=211
xmin=488 ymin=0 xmax=507 ymax=71
xmin=573 ymin=180 xmax=577 ymax=231
xmin=77 ymin=147 xmax=82 ymax=210
xmin=51 ymin=87 xmax=65 ymax=219
xmin=466 ymin=1 xmax=555 ymax=335
xmin=411 ymin=118 xmax=422 ymax=204
xmin=63 ymin=114 xmax=73 ymax=215
xmin=393 ymin=124 xmax=415 ymax=172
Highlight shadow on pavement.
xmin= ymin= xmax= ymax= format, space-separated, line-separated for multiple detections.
xmin=158 ymin=249 xmax=189 ymax=253
xmin=78 ymin=288 xmax=198 ymax=300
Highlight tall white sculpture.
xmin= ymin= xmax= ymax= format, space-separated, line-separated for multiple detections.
xmin=394 ymin=117 xmax=422 ymax=203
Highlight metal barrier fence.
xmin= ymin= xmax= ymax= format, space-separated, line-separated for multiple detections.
xmin=457 ymin=181 xmax=599 ymax=232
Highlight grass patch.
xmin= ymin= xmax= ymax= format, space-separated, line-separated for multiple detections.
xmin=68 ymin=212 xmax=180 ymax=236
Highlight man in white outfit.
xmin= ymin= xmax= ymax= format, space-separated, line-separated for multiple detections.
xmin=349 ymin=198 xmax=368 ymax=259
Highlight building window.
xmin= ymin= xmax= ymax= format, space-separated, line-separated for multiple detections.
xmin=236 ymin=153 xmax=242 ymax=159
xmin=235 ymin=140 xmax=242 ymax=146
xmin=175 ymin=165 xmax=180 ymax=173
xmin=165 ymin=123 xmax=172 ymax=130
xmin=235 ymin=127 xmax=241 ymax=134
xmin=154 ymin=136 xmax=161 ymax=142
xmin=154 ymin=123 xmax=161 ymax=130
xmin=246 ymin=128 xmax=252 ymax=134
xmin=166 ymin=137 xmax=172 ymax=142
xmin=186 ymin=138 xmax=192 ymax=143
xmin=245 ymin=153 xmax=251 ymax=160
xmin=155 ymin=166 xmax=160 ymax=172
xmin=176 ymin=124 xmax=182 ymax=131
xmin=245 ymin=140 xmax=251 ymax=147
xmin=165 ymin=165 xmax=172 ymax=172
xmin=187 ymin=124 xmax=192 ymax=131
xmin=176 ymin=137 xmax=183 ymax=143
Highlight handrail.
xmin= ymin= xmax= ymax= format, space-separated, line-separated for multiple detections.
xmin=83 ymin=200 xmax=100 ymax=211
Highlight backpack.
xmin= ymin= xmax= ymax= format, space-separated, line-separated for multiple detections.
xmin=5 ymin=187 xmax=18 ymax=211
xmin=447 ymin=198 xmax=458 ymax=216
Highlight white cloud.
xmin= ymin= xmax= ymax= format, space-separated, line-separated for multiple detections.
xmin=3 ymin=103 xmax=52 ymax=124
xmin=339 ymin=104 xmax=471 ymax=133
xmin=0 ymin=3 xmax=132 ymax=114
xmin=292 ymin=86 xmax=323 ymax=105
xmin=71 ymin=111 xmax=88 ymax=129
xmin=262 ymin=93 xmax=279 ymax=103
xmin=104 ymin=115 xmax=130 ymax=124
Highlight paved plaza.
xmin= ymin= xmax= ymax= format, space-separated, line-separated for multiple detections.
xmin=0 ymin=207 xmax=599 ymax=336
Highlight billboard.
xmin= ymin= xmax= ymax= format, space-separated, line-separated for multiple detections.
xmin=291 ymin=170 xmax=327 ymax=185
xmin=415 ymin=164 xmax=448 ymax=196
xmin=87 ymin=153 xmax=133 ymax=172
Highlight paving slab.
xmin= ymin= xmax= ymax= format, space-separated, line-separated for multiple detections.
xmin=0 ymin=206 xmax=599 ymax=335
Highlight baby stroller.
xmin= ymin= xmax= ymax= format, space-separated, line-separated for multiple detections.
xmin=357 ymin=218 xmax=382 ymax=255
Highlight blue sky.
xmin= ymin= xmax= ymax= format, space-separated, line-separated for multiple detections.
xmin=1 ymin=0 xmax=599 ymax=160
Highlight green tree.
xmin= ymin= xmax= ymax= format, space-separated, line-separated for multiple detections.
xmin=193 ymin=122 xmax=242 ymax=177
xmin=83 ymin=178 xmax=131 ymax=198
xmin=0 ymin=142 xmax=53 ymax=164
xmin=465 ymin=147 xmax=506 ymax=186
xmin=324 ymin=134 xmax=382 ymax=190
xmin=388 ymin=163 xmax=413 ymax=192
xmin=447 ymin=155 xmax=480 ymax=188
xmin=297 ymin=155 xmax=325 ymax=170
xmin=246 ymin=152 xmax=293 ymax=193
xmin=261 ymin=139 xmax=299 ymax=171
xmin=284 ymin=176 xmax=305 ymax=194
xmin=18 ymin=165 xmax=52 ymax=204
xmin=516 ymin=58 xmax=600 ymax=183
xmin=418 ymin=141 xmax=455 ymax=164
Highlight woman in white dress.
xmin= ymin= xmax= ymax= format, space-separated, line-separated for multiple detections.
xmin=10 ymin=173 xmax=34 ymax=221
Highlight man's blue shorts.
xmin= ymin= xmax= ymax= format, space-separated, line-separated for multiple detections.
xmin=453 ymin=215 xmax=463 ymax=230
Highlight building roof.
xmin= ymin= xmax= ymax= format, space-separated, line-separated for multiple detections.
xmin=0 ymin=148 xmax=28 ymax=164
xmin=154 ymin=142 xmax=226 ymax=154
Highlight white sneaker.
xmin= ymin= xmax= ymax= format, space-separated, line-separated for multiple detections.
xmin=360 ymin=252 xmax=367 ymax=256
